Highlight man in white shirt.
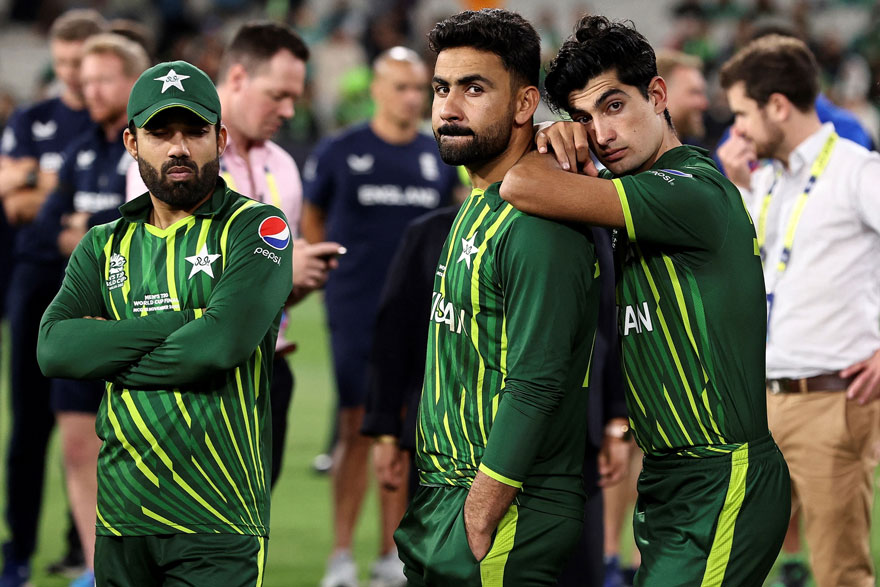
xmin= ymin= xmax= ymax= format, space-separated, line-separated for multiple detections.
xmin=719 ymin=35 xmax=880 ymax=587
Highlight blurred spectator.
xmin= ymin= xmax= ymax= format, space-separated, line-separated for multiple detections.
xmin=34 ymin=33 xmax=149 ymax=587
xmin=302 ymin=46 xmax=458 ymax=587
xmin=719 ymin=34 xmax=880 ymax=587
xmin=0 ymin=10 xmax=106 ymax=587
xmin=109 ymin=18 xmax=158 ymax=61
xmin=656 ymin=49 xmax=709 ymax=145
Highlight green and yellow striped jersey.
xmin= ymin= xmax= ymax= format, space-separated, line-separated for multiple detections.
xmin=38 ymin=179 xmax=292 ymax=536
xmin=416 ymin=184 xmax=600 ymax=519
xmin=607 ymin=145 xmax=768 ymax=457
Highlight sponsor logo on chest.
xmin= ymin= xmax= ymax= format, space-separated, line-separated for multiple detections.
xmin=106 ymin=252 xmax=127 ymax=290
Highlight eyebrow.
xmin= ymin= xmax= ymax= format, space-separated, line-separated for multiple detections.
xmin=593 ymin=88 xmax=627 ymax=111
xmin=432 ymin=74 xmax=495 ymax=89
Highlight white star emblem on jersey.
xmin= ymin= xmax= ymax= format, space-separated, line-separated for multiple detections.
xmin=458 ymin=233 xmax=478 ymax=269
xmin=185 ymin=244 xmax=221 ymax=279
xmin=154 ymin=69 xmax=190 ymax=93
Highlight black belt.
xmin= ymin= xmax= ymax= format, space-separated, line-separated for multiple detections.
xmin=766 ymin=374 xmax=852 ymax=394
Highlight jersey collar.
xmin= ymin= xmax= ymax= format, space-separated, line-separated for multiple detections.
xmin=119 ymin=176 xmax=231 ymax=222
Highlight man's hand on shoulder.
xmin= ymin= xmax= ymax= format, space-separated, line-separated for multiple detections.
xmin=842 ymin=349 xmax=880 ymax=405
xmin=534 ymin=121 xmax=599 ymax=176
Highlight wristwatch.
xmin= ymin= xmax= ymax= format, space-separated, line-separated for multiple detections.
xmin=604 ymin=420 xmax=632 ymax=442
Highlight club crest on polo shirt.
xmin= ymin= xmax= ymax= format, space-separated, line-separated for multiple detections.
xmin=154 ymin=69 xmax=190 ymax=93
xmin=32 ymin=120 xmax=57 ymax=140
xmin=258 ymin=216 xmax=290 ymax=250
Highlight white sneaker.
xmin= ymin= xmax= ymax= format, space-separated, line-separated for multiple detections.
xmin=369 ymin=552 xmax=406 ymax=587
xmin=320 ymin=551 xmax=358 ymax=587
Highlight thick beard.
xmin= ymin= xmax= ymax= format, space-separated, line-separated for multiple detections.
xmin=139 ymin=156 xmax=219 ymax=210
xmin=434 ymin=111 xmax=514 ymax=167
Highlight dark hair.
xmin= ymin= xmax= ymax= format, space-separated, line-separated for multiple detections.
xmin=545 ymin=15 xmax=670 ymax=127
xmin=719 ymin=35 xmax=818 ymax=112
xmin=427 ymin=9 xmax=540 ymax=88
xmin=49 ymin=8 xmax=106 ymax=42
xmin=217 ymin=21 xmax=310 ymax=81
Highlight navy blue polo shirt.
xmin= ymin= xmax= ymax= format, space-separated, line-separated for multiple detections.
xmin=303 ymin=123 xmax=458 ymax=329
xmin=26 ymin=125 xmax=130 ymax=264
xmin=2 ymin=97 xmax=96 ymax=264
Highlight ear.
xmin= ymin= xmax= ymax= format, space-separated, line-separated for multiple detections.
xmin=648 ymin=76 xmax=669 ymax=115
xmin=766 ymin=92 xmax=791 ymax=123
xmin=227 ymin=63 xmax=249 ymax=91
xmin=217 ymin=124 xmax=228 ymax=157
xmin=513 ymin=85 xmax=541 ymax=126
xmin=123 ymin=127 xmax=138 ymax=160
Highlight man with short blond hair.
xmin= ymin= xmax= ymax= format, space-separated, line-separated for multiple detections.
xmin=655 ymin=49 xmax=708 ymax=143
xmin=0 ymin=9 xmax=106 ymax=586
xmin=34 ymin=32 xmax=149 ymax=587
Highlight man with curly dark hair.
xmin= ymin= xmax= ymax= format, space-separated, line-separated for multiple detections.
xmin=501 ymin=15 xmax=790 ymax=586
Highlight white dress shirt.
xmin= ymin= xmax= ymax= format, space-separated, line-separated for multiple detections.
xmin=742 ymin=122 xmax=880 ymax=378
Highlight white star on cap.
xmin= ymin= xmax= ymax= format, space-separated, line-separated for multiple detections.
xmin=154 ymin=69 xmax=191 ymax=93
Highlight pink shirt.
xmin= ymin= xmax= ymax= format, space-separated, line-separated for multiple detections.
xmin=125 ymin=136 xmax=303 ymax=234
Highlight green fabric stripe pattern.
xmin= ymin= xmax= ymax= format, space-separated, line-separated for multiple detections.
xmin=417 ymin=189 xmax=523 ymax=487
xmin=479 ymin=505 xmax=519 ymax=586
xmin=93 ymin=192 xmax=274 ymax=536
xmin=700 ymin=443 xmax=750 ymax=586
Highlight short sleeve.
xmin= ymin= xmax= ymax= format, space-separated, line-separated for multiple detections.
xmin=2 ymin=108 xmax=35 ymax=158
xmin=301 ymin=138 xmax=335 ymax=209
xmin=614 ymin=168 xmax=729 ymax=252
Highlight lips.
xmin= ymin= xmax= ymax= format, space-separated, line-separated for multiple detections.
xmin=602 ymin=148 xmax=626 ymax=162
xmin=165 ymin=166 xmax=194 ymax=180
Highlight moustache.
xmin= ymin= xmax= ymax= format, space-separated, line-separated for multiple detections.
xmin=161 ymin=158 xmax=197 ymax=174
xmin=437 ymin=125 xmax=474 ymax=137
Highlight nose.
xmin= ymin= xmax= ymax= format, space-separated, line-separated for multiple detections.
xmin=278 ymin=97 xmax=294 ymax=120
xmin=437 ymin=89 xmax=463 ymax=122
xmin=592 ymin=118 xmax=615 ymax=147
xmin=167 ymin=131 xmax=192 ymax=158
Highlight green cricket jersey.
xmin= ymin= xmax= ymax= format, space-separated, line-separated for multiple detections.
xmin=416 ymin=183 xmax=600 ymax=519
xmin=38 ymin=178 xmax=293 ymax=536
xmin=607 ymin=145 xmax=768 ymax=457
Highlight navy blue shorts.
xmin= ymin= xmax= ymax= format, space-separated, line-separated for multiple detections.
xmin=329 ymin=328 xmax=370 ymax=409
xmin=50 ymin=378 xmax=104 ymax=414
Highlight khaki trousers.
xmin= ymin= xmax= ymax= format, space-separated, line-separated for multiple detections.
xmin=767 ymin=389 xmax=880 ymax=587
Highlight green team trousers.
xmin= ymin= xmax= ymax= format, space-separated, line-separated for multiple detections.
xmin=95 ymin=534 xmax=267 ymax=587
xmin=634 ymin=434 xmax=790 ymax=587
xmin=394 ymin=485 xmax=583 ymax=586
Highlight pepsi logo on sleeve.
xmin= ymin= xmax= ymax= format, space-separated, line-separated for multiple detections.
xmin=258 ymin=216 xmax=291 ymax=250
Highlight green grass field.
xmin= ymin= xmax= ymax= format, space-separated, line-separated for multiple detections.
xmin=0 ymin=296 xmax=878 ymax=586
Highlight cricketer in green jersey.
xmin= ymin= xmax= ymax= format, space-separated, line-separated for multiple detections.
xmin=393 ymin=10 xmax=602 ymax=586
xmin=37 ymin=60 xmax=292 ymax=586
xmin=500 ymin=16 xmax=790 ymax=587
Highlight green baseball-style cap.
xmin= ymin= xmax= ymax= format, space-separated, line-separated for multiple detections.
xmin=127 ymin=60 xmax=221 ymax=128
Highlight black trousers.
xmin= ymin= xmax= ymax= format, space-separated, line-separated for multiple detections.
xmin=4 ymin=261 xmax=62 ymax=562
xmin=269 ymin=356 xmax=294 ymax=489
xmin=557 ymin=450 xmax=605 ymax=587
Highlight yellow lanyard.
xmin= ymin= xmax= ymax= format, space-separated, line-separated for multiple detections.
xmin=756 ymin=131 xmax=838 ymax=274
xmin=221 ymin=163 xmax=282 ymax=209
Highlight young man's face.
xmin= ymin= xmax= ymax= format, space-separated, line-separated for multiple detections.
xmin=51 ymin=39 xmax=86 ymax=99
xmin=726 ymin=81 xmax=784 ymax=160
xmin=431 ymin=47 xmax=516 ymax=167
xmin=124 ymin=109 xmax=227 ymax=209
xmin=80 ymin=52 xmax=137 ymax=126
xmin=231 ymin=49 xmax=306 ymax=143
xmin=566 ymin=69 xmax=669 ymax=176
